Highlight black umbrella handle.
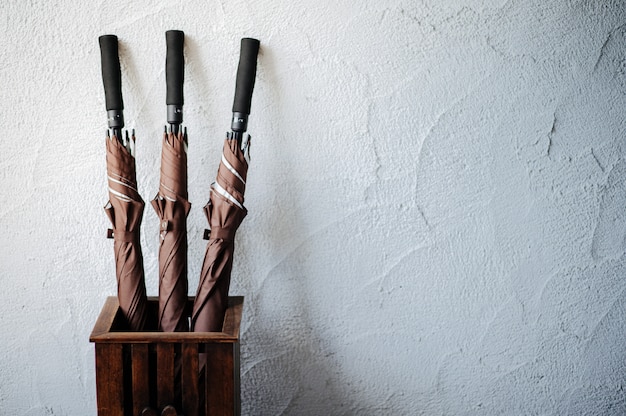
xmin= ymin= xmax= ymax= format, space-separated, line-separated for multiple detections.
xmin=98 ymin=35 xmax=124 ymax=131
xmin=231 ymin=37 xmax=260 ymax=132
xmin=166 ymin=30 xmax=184 ymax=130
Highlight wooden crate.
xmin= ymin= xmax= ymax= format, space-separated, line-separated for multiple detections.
xmin=90 ymin=296 xmax=243 ymax=416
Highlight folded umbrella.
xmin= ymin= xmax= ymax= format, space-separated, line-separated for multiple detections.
xmin=152 ymin=30 xmax=190 ymax=332
xmin=191 ymin=137 xmax=248 ymax=332
xmin=100 ymin=34 xmax=149 ymax=331
xmin=192 ymin=38 xmax=260 ymax=332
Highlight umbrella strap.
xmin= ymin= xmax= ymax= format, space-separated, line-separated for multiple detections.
xmin=107 ymin=228 xmax=139 ymax=243
xmin=204 ymin=227 xmax=234 ymax=241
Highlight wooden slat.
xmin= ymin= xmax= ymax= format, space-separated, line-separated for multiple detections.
xmin=95 ymin=343 xmax=124 ymax=416
xmin=233 ymin=342 xmax=241 ymax=415
xmin=222 ymin=297 xmax=243 ymax=336
xmin=131 ymin=344 xmax=150 ymax=415
xmin=205 ymin=344 xmax=235 ymax=416
xmin=91 ymin=331 xmax=239 ymax=343
xmin=156 ymin=343 xmax=176 ymax=410
xmin=182 ymin=343 xmax=199 ymax=416
xmin=90 ymin=297 xmax=120 ymax=340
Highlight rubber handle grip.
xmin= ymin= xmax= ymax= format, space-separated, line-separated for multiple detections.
xmin=98 ymin=35 xmax=124 ymax=111
xmin=166 ymin=30 xmax=184 ymax=106
xmin=232 ymin=38 xmax=260 ymax=115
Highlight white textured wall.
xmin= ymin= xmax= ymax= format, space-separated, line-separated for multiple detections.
xmin=1 ymin=0 xmax=625 ymax=414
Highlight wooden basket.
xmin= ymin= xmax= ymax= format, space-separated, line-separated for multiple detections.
xmin=90 ymin=296 xmax=243 ymax=416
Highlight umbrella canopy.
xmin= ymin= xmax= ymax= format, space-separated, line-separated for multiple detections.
xmin=104 ymin=134 xmax=149 ymax=331
xmin=191 ymin=136 xmax=248 ymax=332
xmin=151 ymin=131 xmax=190 ymax=332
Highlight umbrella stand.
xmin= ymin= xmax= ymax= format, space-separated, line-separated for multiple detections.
xmin=99 ymin=34 xmax=149 ymax=332
xmin=90 ymin=296 xmax=244 ymax=415
xmin=192 ymin=38 xmax=260 ymax=333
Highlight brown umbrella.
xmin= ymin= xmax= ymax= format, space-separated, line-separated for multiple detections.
xmin=151 ymin=30 xmax=189 ymax=333
xmin=192 ymin=38 xmax=259 ymax=332
xmin=100 ymin=34 xmax=149 ymax=331
xmin=192 ymin=136 xmax=249 ymax=331
xmin=151 ymin=130 xmax=190 ymax=332
xmin=104 ymin=133 xmax=149 ymax=331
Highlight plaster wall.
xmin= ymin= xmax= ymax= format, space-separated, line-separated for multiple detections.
xmin=1 ymin=0 xmax=625 ymax=414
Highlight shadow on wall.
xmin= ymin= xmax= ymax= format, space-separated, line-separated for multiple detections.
xmin=237 ymin=44 xmax=356 ymax=416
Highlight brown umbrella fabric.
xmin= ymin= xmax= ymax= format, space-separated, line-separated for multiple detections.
xmin=192 ymin=135 xmax=248 ymax=332
xmin=151 ymin=131 xmax=190 ymax=332
xmin=104 ymin=134 xmax=149 ymax=331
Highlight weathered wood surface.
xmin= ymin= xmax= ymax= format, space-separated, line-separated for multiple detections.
xmin=91 ymin=297 xmax=242 ymax=416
